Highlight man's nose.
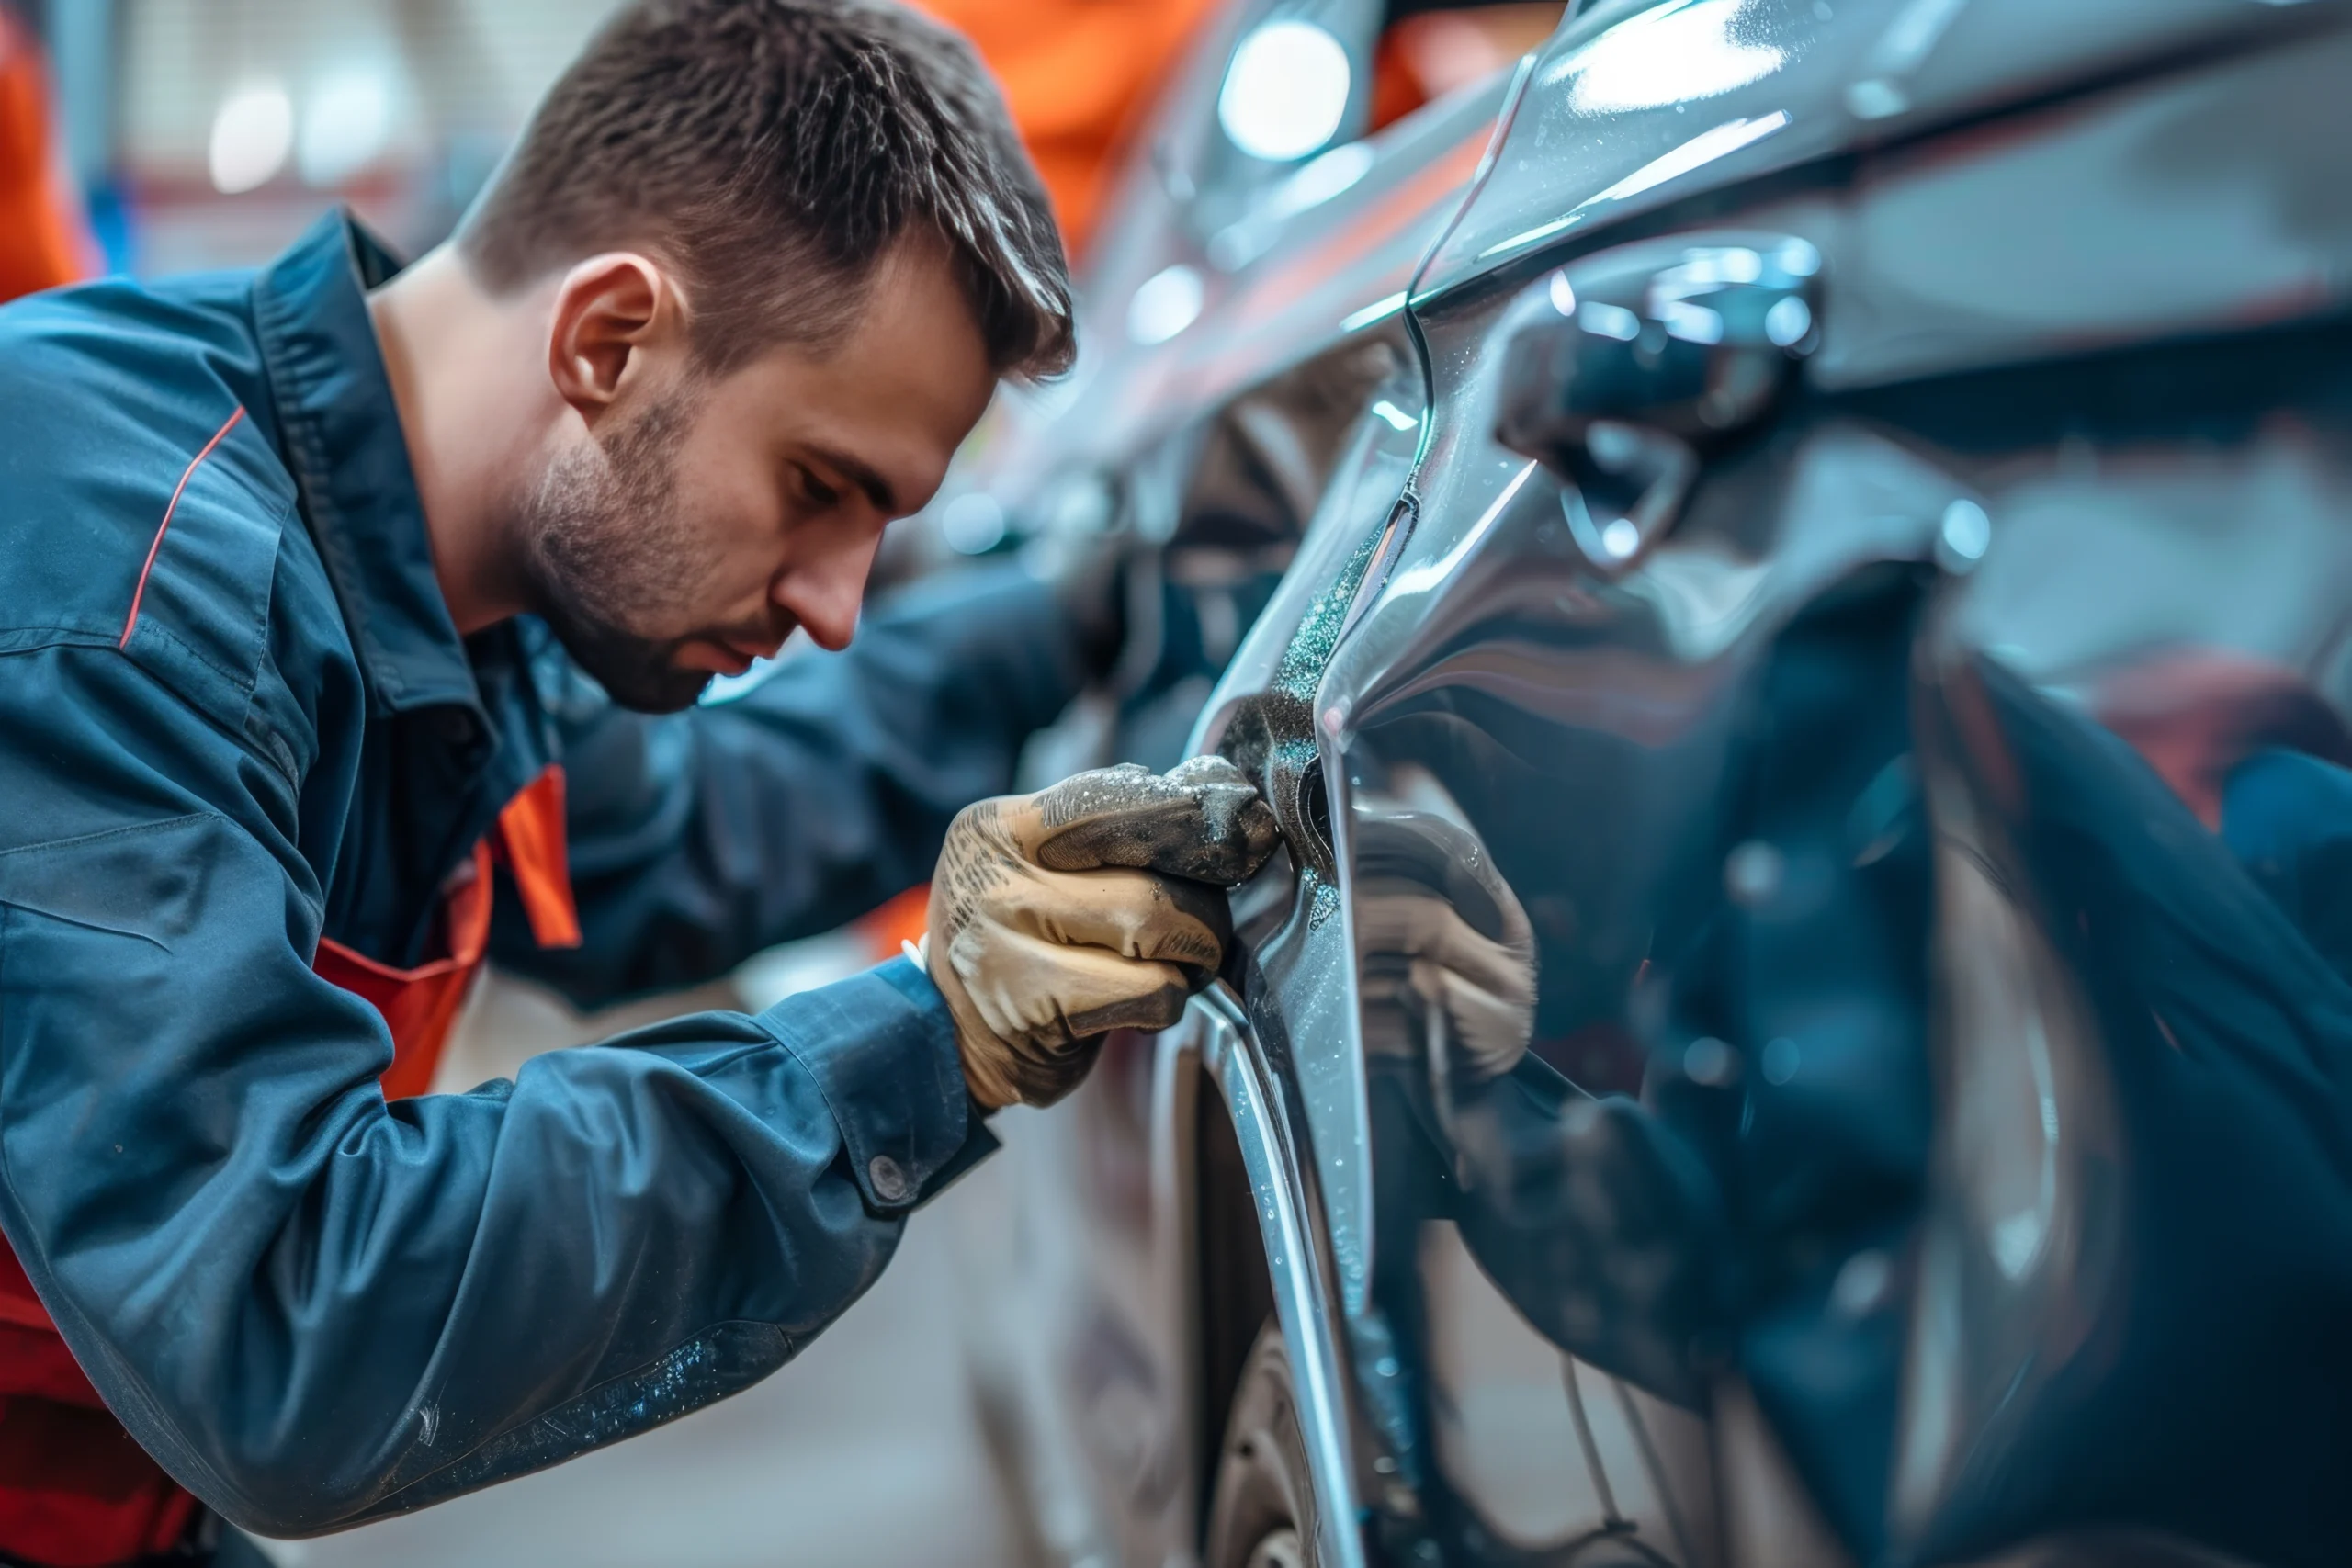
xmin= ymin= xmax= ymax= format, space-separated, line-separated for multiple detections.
xmin=775 ymin=530 xmax=881 ymax=651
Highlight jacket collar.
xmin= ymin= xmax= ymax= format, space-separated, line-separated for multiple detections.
xmin=251 ymin=210 xmax=487 ymax=721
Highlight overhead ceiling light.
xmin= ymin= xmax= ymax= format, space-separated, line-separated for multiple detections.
xmin=298 ymin=65 xmax=395 ymax=187
xmin=209 ymin=83 xmax=293 ymax=195
xmin=1217 ymin=20 xmax=1352 ymax=162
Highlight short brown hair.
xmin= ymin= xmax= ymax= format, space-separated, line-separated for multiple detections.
xmin=458 ymin=0 xmax=1075 ymax=378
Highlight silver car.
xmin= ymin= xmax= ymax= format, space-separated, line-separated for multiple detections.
xmin=956 ymin=2 xmax=2352 ymax=1565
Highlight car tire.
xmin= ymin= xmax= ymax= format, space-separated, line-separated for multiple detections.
xmin=1204 ymin=1321 xmax=1321 ymax=1568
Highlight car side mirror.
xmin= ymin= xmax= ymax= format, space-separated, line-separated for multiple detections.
xmin=1496 ymin=232 xmax=1821 ymax=568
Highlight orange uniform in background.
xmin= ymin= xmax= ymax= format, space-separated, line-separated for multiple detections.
xmin=0 ymin=8 xmax=89 ymax=302
xmin=917 ymin=2 xmax=1568 ymax=254
xmin=910 ymin=0 xmax=1222 ymax=256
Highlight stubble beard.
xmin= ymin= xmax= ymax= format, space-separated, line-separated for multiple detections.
xmin=520 ymin=391 xmax=720 ymax=714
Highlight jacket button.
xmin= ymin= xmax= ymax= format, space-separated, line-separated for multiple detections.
xmin=866 ymin=1154 xmax=911 ymax=1205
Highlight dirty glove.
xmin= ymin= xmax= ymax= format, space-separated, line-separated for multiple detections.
xmin=927 ymin=756 xmax=1280 ymax=1109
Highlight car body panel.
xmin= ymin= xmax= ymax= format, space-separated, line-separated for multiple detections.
xmin=1419 ymin=0 xmax=2348 ymax=309
xmin=965 ymin=1 xmax=2352 ymax=1564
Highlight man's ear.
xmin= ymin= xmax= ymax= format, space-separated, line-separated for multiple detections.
xmin=547 ymin=254 xmax=673 ymax=422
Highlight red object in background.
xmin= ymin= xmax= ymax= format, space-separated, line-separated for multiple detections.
xmin=910 ymin=3 xmax=1565 ymax=253
xmin=0 ymin=768 xmax=581 ymax=1565
xmin=0 ymin=10 xmax=93 ymax=303
xmin=1374 ymin=5 xmax=1568 ymax=131
xmin=859 ymin=882 xmax=932 ymax=961
xmin=909 ymin=0 xmax=1223 ymax=255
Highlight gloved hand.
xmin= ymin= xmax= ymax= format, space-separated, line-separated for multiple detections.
xmin=927 ymin=756 xmax=1280 ymax=1108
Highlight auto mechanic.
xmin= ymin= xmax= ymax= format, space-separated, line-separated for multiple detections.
xmin=0 ymin=2 xmax=1278 ymax=1562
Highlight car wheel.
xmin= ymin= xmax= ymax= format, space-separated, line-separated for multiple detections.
xmin=1205 ymin=1321 xmax=1321 ymax=1568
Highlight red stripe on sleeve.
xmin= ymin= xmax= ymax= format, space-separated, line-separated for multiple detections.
xmin=118 ymin=404 xmax=247 ymax=649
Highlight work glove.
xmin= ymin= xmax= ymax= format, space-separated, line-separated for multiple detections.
xmin=927 ymin=756 xmax=1280 ymax=1109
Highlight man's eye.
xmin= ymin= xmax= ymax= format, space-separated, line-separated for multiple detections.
xmin=796 ymin=467 xmax=840 ymax=510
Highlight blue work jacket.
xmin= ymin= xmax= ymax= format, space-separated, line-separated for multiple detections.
xmin=0 ymin=213 xmax=1085 ymax=1534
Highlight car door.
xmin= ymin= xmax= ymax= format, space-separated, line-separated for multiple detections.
xmin=1197 ymin=0 xmax=2352 ymax=1563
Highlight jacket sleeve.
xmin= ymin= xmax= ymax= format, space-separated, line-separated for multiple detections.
xmin=0 ymin=641 xmax=995 ymax=1537
xmin=497 ymin=561 xmax=1089 ymax=1007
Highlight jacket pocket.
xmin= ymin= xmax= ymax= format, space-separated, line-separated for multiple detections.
xmin=0 ymin=815 xmax=219 ymax=951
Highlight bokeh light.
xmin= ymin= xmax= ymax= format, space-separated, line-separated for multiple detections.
xmin=207 ymin=82 xmax=293 ymax=194
xmin=1217 ymin=20 xmax=1352 ymax=162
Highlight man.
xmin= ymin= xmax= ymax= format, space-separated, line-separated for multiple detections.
xmin=0 ymin=3 xmax=1273 ymax=1563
